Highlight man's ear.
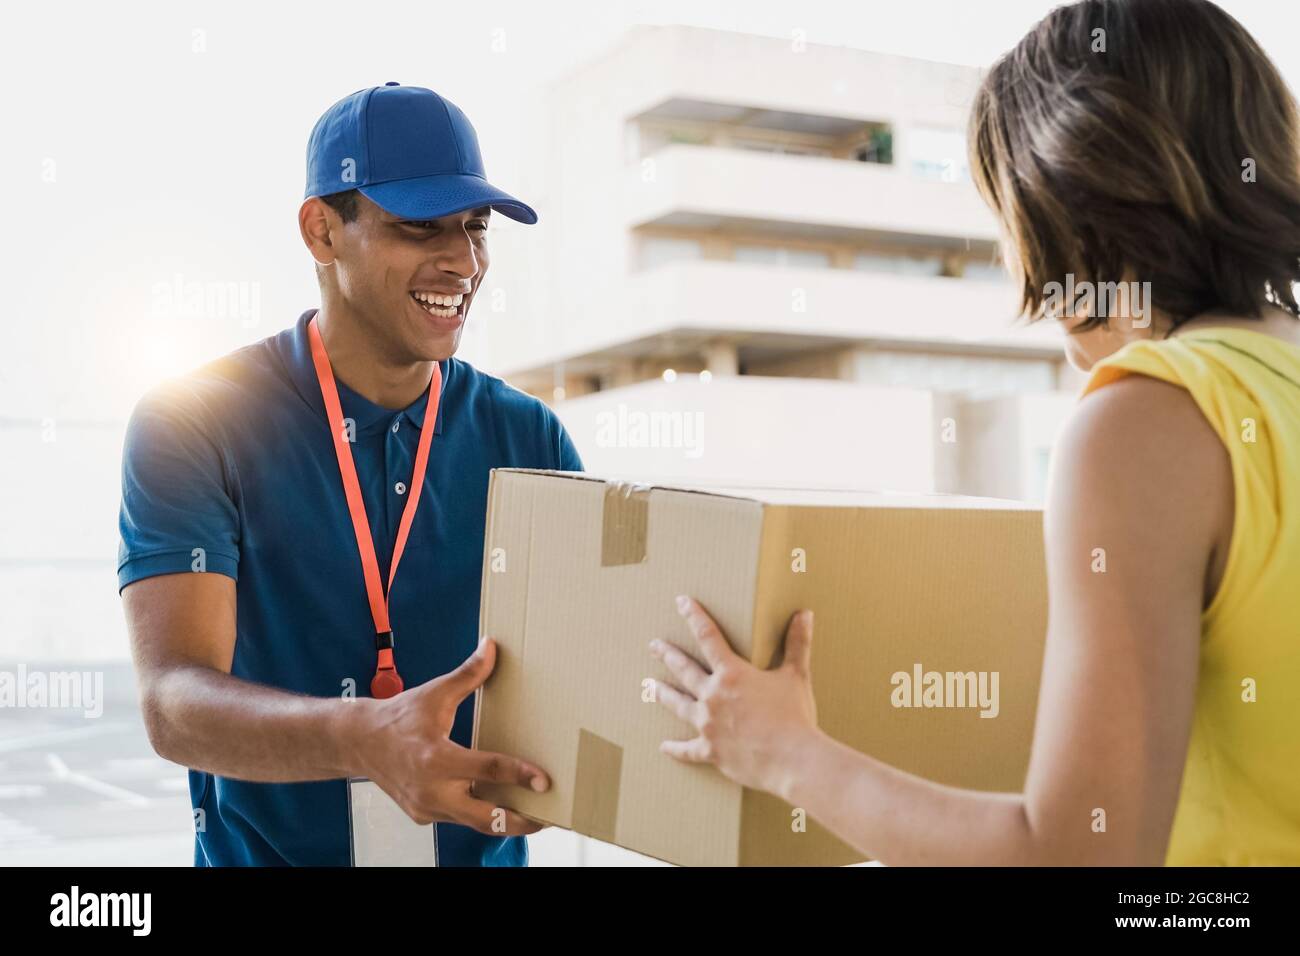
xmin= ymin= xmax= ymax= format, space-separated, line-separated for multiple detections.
xmin=300 ymin=197 xmax=338 ymax=267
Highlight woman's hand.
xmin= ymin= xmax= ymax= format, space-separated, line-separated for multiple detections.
xmin=650 ymin=596 xmax=821 ymax=799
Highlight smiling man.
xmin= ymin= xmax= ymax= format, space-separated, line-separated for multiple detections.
xmin=117 ymin=84 xmax=581 ymax=866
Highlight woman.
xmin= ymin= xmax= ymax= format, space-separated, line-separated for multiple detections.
xmin=650 ymin=0 xmax=1300 ymax=865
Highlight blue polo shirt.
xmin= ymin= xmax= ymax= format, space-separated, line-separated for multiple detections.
xmin=117 ymin=308 xmax=582 ymax=866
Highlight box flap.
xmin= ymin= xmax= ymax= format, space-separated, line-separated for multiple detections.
xmin=492 ymin=468 xmax=1034 ymax=510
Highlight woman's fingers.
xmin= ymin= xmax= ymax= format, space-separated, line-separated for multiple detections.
xmin=675 ymin=596 xmax=736 ymax=671
xmin=659 ymin=736 xmax=713 ymax=765
xmin=780 ymin=609 xmax=815 ymax=677
xmin=650 ymin=638 xmax=710 ymax=697
xmin=652 ymin=676 xmax=699 ymax=726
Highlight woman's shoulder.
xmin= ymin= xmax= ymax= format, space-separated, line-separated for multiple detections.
xmin=1054 ymin=373 xmax=1231 ymax=540
xmin=1048 ymin=372 xmax=1233 ymax=611
xmin=1069 ymin=372 xmax=1222 ymax=462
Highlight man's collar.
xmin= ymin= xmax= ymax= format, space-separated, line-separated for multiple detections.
xmin=284 ymin=309 xmax=447 ymax=436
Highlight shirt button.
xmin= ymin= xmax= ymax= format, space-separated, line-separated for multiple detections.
xmin=394 ymin=481 xmax=407 ymax=496
xmin=391 ymin=420 xmax=400 ymax=433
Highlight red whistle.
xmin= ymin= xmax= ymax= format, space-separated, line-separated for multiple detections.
xmin=371 ymin=667 xmax=404 ymax=699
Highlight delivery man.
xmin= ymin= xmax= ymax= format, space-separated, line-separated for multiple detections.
xmin=118 ymin=83 xmax=580 ymax=865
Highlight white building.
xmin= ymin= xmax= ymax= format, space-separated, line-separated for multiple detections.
xmin=481 ymin=25 xmax=1080 ymax=502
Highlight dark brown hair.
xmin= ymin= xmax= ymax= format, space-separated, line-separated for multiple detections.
xmin=969 ymin=0 xmax=1300 ymax=330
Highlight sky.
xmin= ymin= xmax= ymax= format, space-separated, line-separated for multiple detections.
xmin=3 ymin=0 xmax=1297 ymax=422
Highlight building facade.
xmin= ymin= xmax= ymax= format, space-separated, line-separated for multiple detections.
xmin=475 ymin=26 xmax=1080 ymax=503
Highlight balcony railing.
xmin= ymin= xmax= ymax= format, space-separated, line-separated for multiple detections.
xmin=624 ymin=144 xmax=1000 ymax=243
xmin=616 ymin=259 xmax=1057 ymax=353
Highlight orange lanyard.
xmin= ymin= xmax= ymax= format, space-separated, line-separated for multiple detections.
xmin=307 ymin=315 xmax=441 ymax=699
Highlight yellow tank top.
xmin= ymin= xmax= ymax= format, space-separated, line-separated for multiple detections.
xmin=1082 ymin=327 xmax=1300 ymax=865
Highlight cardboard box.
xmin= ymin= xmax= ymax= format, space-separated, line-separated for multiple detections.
xmin=472 ymin=469 xmax=1048 ymax=866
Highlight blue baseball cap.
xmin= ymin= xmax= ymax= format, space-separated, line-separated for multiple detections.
xmin=305 ymin=83 xmax=537 ymax=224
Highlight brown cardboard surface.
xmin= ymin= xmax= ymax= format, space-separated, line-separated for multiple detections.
xmin=572 ymin=729 xmax=623 ymax=843
xmin=472 ymin=468 xmax=1048 ymax=866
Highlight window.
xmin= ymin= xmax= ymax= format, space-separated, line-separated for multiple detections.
xmin=852 ymin=253 xmax=944 ymax=277
xmin=909 ymin=127 xmax=969 ymax=182
xmin=638 ymin=237 xmax=702 ymax=270
xmin=734 ymin=244 xmax=831 ymax=269
xmin=961 ymin=261 xmax=1008 ymax=282
xmin=732 ymin=137 xmax=831 ymax=158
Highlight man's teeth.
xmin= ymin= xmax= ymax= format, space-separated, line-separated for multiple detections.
xmin=411 ymin=291 xmax=464 ymax=316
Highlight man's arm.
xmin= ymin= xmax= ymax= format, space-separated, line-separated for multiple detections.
xmin=124 ymin=571 xmax=549 ymax=834
xmin=125 ymin=572 xmax=366 ymax=781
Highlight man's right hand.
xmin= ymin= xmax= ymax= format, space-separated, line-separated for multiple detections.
xmin=356 ymin=637 xmax=549 ymax=836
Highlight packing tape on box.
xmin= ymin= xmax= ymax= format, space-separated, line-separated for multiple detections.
xmin=572 ymin=728 xmax=622 ymax=843
xmin=601 ymin=482 xmax=650 ymax=566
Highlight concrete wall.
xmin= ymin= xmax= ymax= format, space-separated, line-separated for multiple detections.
xmin=556 ymin=376 xmax=939 ymax=492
